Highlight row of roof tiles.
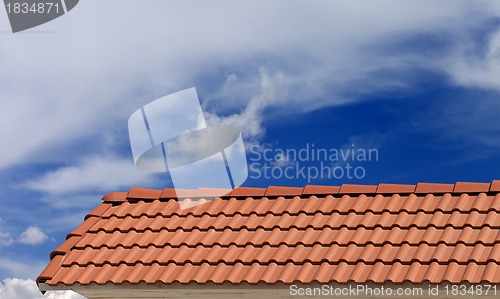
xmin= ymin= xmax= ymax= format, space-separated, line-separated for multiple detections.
xmin=46 ymin=261 xmax=500 ymax=285
xmin=98 ymin=194 xmax=500 ymax=218
xmin=72 ymin=226 xmax=500 ymax=249
xmin=103 ymin=181 xmax=500 ymax=203
xmin=39 ymin=182 xmax=500 ymax=288
xmin=86 ymin=210 xmax=500 ymax=233
xmin=62 ymin=243 xmax=500 ymax=267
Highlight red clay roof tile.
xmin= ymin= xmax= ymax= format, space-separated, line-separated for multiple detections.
xmin=415 ymin=183 xmax=455 ymax=194
xmin=230 ymin=187 xmax=267 ymax=197
xmin=490 ymin=180 xmax=500 ymax=192
xmin=376 ymin=184 xmax=416 ymax=194
xmin=265 ymin=186 xmax=303 ymax=197
xmin=66 ymin=217 xmax=100 ymax=239
xmin=339 ymin=184 xmax=377 ymax=194
xmin=160 ymin=188 xmax=177 ymax=199
xmin=50 ymin=236 xmax=81 ymax=260
xmin=195 ymin=188 xmax=232 ymax=198
xmin=37 ymin=255 xmax=64 ymax=284
xmin=38 ymin=181 xmax=500 ymax=289
xmin=127 ymin=187 xmax=162 ymax=200
xmin=454 ymin=182 xmax=491 ymax=193
xmin=170 ymin=189 xmax=196 ymax=198
xmin=302 ymin=185 xmax=340 ymax=195
xmin=85 ymin=203 xmax=113 ymax=220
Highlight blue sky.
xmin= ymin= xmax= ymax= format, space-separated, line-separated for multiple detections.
xmin=1 ymin=1 xmax=500 ymax=298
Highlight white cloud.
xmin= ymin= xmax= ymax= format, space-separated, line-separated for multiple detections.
xmin=24 ymin=156 xmax=157 ymax=195
xmin=206 ymin=67 xmax=287 ymax=140
xmin=1 ymin=220 xmax=46 ymax=247
xmin=17 ymin=227 xmax=48 ymax=245
xmin=0 ymin=219 xmax=13 ymax=247
xmin=0 ymin=232 xmax=13 ymax=247
xmin=0 ymin=1 xmax=498 ymax=171
xmin=438 ymin=27 xmax=500 ymax=91
xmin=0 ymin=278 xmax=85 ymax=299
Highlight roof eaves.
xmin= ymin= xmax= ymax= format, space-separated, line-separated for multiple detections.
xmin=37 ymin=255 xmax=64 ymax=287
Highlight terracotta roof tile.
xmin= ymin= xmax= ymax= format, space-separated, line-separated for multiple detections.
xmin=377 ymin=184 xmax=416 ymax=194
xmin=415 ymin=183 xmax=455 ymax=194
xmin=171 ymin=189 xmax=197 ymax=198
xmin=454 ymin=182 xmax=491 ymax=194
xmin=302 ymin=185 xmax=340 ymax=195
xmin=230 ymin=187 xmax=267 ymax=197
xmin=85 ymin=203 xmax=113 ymax=220
xmin=195 ymin=188 xmax=232 ymax=198
xmin=37 ymin=255 xmax=64 ymax=284
xmin=127 ymin=187 xmax=162 ymax=200
xmin=265 ymin=186 xmax=303 ymax=197
xmin=490 ymin=180 xmax=500 ymax=192
xmin=49 ymin=236 xmax=80 ymax=260
xmin=160 ymin=188 xmax=177 ymax=199
xmin=339 ymin=184 xmax=377 ymax=194
xmin=39 ymin=181 xmax=500 ymax=289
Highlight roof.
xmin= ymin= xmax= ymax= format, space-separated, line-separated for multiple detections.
xmin=38 ymin=181 xmax=500 ymax=289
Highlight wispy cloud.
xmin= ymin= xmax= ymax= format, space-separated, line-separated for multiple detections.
xmin=0 ymin=225 xmax=49 ymax=247
xmin=17 ymin=227 xmax=48 ymax=246
xmin=1 ymin=1 xmax=498 ymax=171
xmin=0 ymin=232 xmax=13 ymax=247
xmin=24 ymin=155 xmax=158 ymax=195
xmin=205 ymin=67 xmax=288 ymax=140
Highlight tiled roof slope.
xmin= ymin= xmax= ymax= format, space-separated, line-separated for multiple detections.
xmin=38 ymin=181 xmax=500 ymax=287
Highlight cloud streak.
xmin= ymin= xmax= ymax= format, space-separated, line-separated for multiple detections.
xmin=24 ymin=156 xmax=158 ymax=195
xmin=0 ymin=1 xmax=499 ymax=171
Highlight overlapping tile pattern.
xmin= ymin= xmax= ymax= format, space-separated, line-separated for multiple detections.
xmin=38 ymin=181 xmax=500 ymax=287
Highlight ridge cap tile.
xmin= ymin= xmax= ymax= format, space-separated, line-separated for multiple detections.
xmin=160 ymin=188 xmax=177 ymax=199
xmin=127 ymin=187 xmax=162 ymax=200
xmin=339 ymin=184 xmax=377 ymax=194
xmin=172 ymin=189 xmax=197 ymax=198
xmin=376 ymin=184 xmax=416 ymax=194
xmin=454 ymin=182 xmax=491 ymax=194
xmin=195 ymin=188 xmax=232 ymax=198
xmin=265 ymin=186 xmax=304 ymax=197
xmin=490 ymin=180 xmax=500 ymax=192
xmin=415 ymin=183 xmax=455 ymax=194
xmin=302 ymin=185 xmax=340 ymax=195
xmin=230 ymin=187 xmax=267 ymax=197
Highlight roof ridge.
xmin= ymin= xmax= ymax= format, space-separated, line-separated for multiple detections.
xmin=102 ymin=180 xmax=500 ymax=203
